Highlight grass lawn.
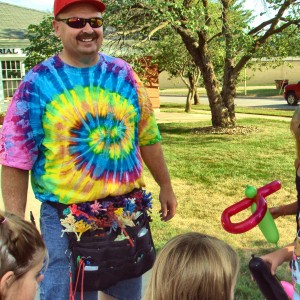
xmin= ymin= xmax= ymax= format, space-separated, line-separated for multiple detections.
xmin=144 ymin=107 xmax=295 ymax=299
xmin=0 ymin=96 xmax=295 ymax=299
xmin=159 ymin=84 xmax=284 ymax=98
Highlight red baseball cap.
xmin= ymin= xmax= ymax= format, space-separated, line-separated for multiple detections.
xmin=54 ymin=0 xmax=106 ymax=17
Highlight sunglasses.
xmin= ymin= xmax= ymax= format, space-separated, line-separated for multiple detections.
xmin=56 ymin=17 xmax=104 ymax=29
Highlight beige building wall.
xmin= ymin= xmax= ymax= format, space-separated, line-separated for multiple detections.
xmin=159 ymin=71 xmax=186 ymax=89
xmin=159 ymin=57 xmax=300 ymax=88
xmin=246 ymin=58 xmax=300 ymax=85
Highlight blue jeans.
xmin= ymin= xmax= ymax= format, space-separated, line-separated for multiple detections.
xmin=39 ymin=202 xmax=142 ymax=300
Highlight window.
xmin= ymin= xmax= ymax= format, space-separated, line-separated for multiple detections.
xmin=1 ymin=60 xmax=24 ymax=98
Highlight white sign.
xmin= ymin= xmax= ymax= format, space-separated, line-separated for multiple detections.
xmin=0 ymin=48 xmax=23 ymax=55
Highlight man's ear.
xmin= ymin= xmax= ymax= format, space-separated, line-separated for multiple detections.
xmin=0 ymin=271 xmax=15 ymax=296
xmin=53 ymin=19 xmax=60 ymax=37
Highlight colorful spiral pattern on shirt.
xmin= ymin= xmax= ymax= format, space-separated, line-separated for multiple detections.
xmin=0 ymin=54 xmax=161 ymax=204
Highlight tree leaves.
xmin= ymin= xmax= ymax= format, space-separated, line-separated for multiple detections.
xmin=23 ymin=16 xmax=62 ymax=71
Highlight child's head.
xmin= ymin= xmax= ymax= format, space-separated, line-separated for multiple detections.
xmin=143 ymin=232 xmax=239 ymax=300
xmin=0 ymin=211 xmax=47 ymax=300
xmin=291 ymin=107 xmax=300 ymax=159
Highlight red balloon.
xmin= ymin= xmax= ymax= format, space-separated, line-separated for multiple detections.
xmin=221 ymin=194 xmax=267 ymax=234
xmin=257 ymin=181 xmax=281 ymax=197
xmin=221 ymin=181 xmax=281 ymax=234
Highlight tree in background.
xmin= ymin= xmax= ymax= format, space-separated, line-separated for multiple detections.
xmin=104 ymin=0 xmax=300 ymax=127
xmin=23 ymin=14 xmax=203 ymax=112
xmin=23 ymin=16 xmax=62 ymax=71
xmin=145 ymin=30 xmax=201 ymax=112
xmin=23 ymin=1 xmax=300 ymax=127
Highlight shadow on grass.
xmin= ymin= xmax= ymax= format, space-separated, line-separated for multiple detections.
xmin=158 ymin=123 xmax=193 ymax=135
xmin=158 ymin=122 xmax=260 ymax=137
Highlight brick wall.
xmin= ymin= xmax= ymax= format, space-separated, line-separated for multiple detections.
xmin=138 ymin=57 xmax=160 ymax=109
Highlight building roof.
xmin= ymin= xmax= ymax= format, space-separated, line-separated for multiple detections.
xmin=0 ymin=2 xmax=49 ymax=43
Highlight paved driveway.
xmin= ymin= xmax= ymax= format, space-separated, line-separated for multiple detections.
xmin=155 ymin=110 xmax=291 ymax=124
xmin=160 ymin=94 xmax=295 ymax=110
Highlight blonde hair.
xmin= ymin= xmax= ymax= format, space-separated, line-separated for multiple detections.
xmin=143 ymin=232 xmax=239 ymax=300
xmin=291 ymin=107 xmax=300 ymax=160
xmin=0 ymin=211 xmax=46 ymax=280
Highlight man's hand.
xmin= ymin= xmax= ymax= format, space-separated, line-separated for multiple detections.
xmin=159 ymin=186 xmax=177 ymax=221
xmin=140 ymin=143 xmax=177 ymax=221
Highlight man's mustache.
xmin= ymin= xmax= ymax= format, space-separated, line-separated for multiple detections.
xmin=77 ymin=32 xmax=98 ymax=40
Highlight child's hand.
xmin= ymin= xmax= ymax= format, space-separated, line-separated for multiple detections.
xmin=269 ymin=206 xmax=282 ymax=219
xmin=260 ymin=254 xmax=277 ymax=275
xmin=260 ymin=245 xmax=293 ymax=275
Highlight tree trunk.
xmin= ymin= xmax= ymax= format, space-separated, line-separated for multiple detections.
xmin=187 ymin=72 xmax=199 ymax=105
xmin=194 ymin=92 xmax=200 ymax=105
xmin=220 ymin=0 xmax=236 ymax=126
xmin=177 ymin=29 xmax=234 ymax=127
xmin=183 ymin=71 xmax=198 ymax=112
xmin=195 ymin=52 xmax=233 ymax=127
xmin=185 ymin=89 xmax=193 ymax=112
xmin=220 ymin=47 xmax=237 ymax=127
xmin=221 ymin=70 xmax=237 ymax=126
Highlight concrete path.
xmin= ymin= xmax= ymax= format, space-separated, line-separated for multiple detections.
xmin=155 ymin=110 xmax=291 ymax=123
xmin=159 ymin=94 xmax=293 ymax=110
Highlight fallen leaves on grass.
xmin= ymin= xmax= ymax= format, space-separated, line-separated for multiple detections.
xmin=192 ymin=126 xmax=259 ymax=135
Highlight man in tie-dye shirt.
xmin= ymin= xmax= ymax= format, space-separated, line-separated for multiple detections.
xmin=0 ymin=0 xmax=177 ymax=299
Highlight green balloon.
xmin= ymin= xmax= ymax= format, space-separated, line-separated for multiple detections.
xmin=245 ymin=185 xmax=257 ymax=199
xmin=251 ymin=203 xmax=279 ymax=245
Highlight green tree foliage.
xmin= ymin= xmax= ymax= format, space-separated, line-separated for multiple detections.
xmin=23 ymin=16 xmax=62 ymax=71
xmin=262 ymin=24 xmax=300 ymax=57
xmin=139 ymin=29 xmax=201 ymax=111
xmin=22 ymin=1 xmax=300 ymax=127
xmin=104 ymin=0 xmax=300 ymax=127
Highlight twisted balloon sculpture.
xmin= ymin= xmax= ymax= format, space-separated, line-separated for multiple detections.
xmin=221 ymin=181 xmax=281 ymax=245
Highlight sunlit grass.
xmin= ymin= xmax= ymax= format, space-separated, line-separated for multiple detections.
xmin=160 ymin=103 xmax=294 ymax=117
xmin=159 ymin=84 xmax=283 ymax=97
xmin=0 ymin=102 xmax=295 ymax=299
xmin=145 ymin=117 xmax=294 ymax=299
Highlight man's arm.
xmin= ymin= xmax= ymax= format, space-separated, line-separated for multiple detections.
xmin=140 ymin=143 xmax=177 ymax=221
xmin=1 ymin=165 xmax=29 ymax=218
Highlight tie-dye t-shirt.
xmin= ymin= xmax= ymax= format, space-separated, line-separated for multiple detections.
xmin=0 ymin=54 xmax=161 ymax=204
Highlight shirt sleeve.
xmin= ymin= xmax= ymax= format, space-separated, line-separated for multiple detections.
xmin=134 ymin=73 xmax=162 ymax=147
xmin=0 ymin=80 xmax=38 ymax=170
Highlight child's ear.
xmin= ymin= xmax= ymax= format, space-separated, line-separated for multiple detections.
xmin=0 ymin=271 xmax=15 ymax=295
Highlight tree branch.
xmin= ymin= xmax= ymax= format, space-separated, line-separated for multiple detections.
xmin=249 ymin=0 xmax=298 ymax=35
xmin=139 ymin=21 xmax=170 ymax=43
